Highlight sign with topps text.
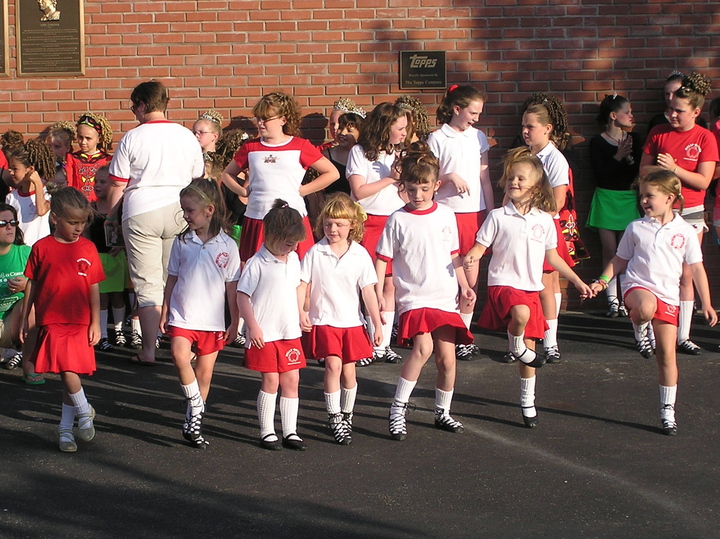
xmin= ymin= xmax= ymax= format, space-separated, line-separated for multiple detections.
xmin=399 ymin=51 xmax=446 ymax=90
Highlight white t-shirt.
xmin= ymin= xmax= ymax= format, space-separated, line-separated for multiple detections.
xmin=300 ymin=238 xmax=377 ymax=328
xmin=6 ymin=188 xmax=51 ymax=246
xmin=109 ymin=120 xmax=205 ymax=220
xmin=346 ymin=144 xmax=404 ymax=216
xmin=376 ymin=202 xmax=460 ymax=315
xmin=428 ymin=123 xmax=490 ymax=213
xmin=167 ymin=230 xmax=241 ymax=331
xmin=617 ymin=214 xmax=702 ymax=306
xmin=476 ymin=202 xmax=557 ymax=291
xmin=237 ymin=244 xmax=302 ymax=344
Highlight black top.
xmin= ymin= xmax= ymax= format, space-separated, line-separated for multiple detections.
xmin=324 ymin=147 xmax=350 ymax=195
xmin=222 ymin=184 xmax=246 ymax=226
xmin=588 ymin=132 xmax=642 ymax=191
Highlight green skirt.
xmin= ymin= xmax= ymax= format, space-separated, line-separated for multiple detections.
xmin=98 ymin=251 xmax=129 ymax=294
xmin=586 ymin=188 xmax=640 ymax=231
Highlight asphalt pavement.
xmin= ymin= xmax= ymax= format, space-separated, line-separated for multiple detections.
xmin=1 ymin=311 xmax=719 ymax=539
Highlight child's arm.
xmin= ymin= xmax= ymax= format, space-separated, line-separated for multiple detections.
xmin=588 ymin=255 xmax=629 ymax=296
xmin=224 ymin=280 xmax=241 ymax=342
xmin=221 ymin=161 xmax=249 ymax=197
xmin=88 ymin=283 xmax=101 ymax=346
xmin=159 ymin=274 xmax=178 ymax=335
xmin=551 ymin=185 xmax=567 ymax=216
xmin=452 ymin=253 xmax=476 ymax=306
xmin=440 ymin=172 xmax=470 ymax=195
xmin=299 ymin=157 xmax=340 ymax=197
xmin=361 ymin=283 xmax=383 ymax=346
xmin=374 ymin=258 xmax=388 ymax=312
xmin=19 ymin=279 xmax=35 ymax=344
xmin=237 ymin=291 xmax=264 ymax=348
xmin=689 ymin=261 xmax=718 ymax=327
xmin=30 ymin=172 xmax=49 ymax=216
xmin=545 ymin=249 xmax=593 ymax=299
xmin=463 ymin=242 xmax=488 ymax=271
xmin=480 ymin=150 xmax=494 ymax=211
xmin=297 ymin=281 xmax=312 ymax=332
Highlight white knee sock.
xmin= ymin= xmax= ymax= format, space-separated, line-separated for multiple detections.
xmin=544 ymin=318 xmax=558 ymax=348
xmin=633 ymin=321 xmax=648 ymax=341
xmin=521 ymin=376 xmax=537 ymax=417
xmin=69 ymin=388 xmax=92 ymax=429
xmin=554 ymin=292 xmax=562 ymax=318
xmin=607 ymin=276 xmax=618 ymax=306
xmin=460 ymin=312 xmax=473 ymax=329
xmin=508 ymin=331 xmax=527 ymax=356
xmin=60 ymin=403 xmax=76 ymax=430
xmin=131 ymin=318 xmax=142 ymax=336
xmin=279 ymin=396 xmax=300 ymax=438
xmin=181 ymin=379 xmax=204 ymax=418
xmin=340 ymin=385 xmax=357 ymax=415
xmin=324 ymin=390 xmax=341 ymax=415
xmin=99 ymin=309 xmax=109 ymax=339
xmin=257 ymin=391 xmax=277 ymax=439
xmin=435 ymin=387 xmax=454 ymax=415
xmin=677 ymin=301 xmax=694 ymax=343
xmin=112 ymin=307 xmax=126 ymax=333
xmin=393 ymin=377 xmax=417 ymax=404
xmin=382 ymin=311 xmax=395 ymax=349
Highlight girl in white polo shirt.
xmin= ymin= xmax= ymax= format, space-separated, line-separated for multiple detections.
xmin=428 ymin=85 xmax=493 ymax=361
xmin=161 ymin=178 xmax=242 ymax=449
xmin=237 ymin=200 xmax=309 ymax=451
xmin=590 ymin=169 xmax=717 ymax=435
xmin=465 ymin=148 xmax=592 ymax=428
xmin=376 ymin=143 xmax=476 ymax=441
xmin=299 ymin=193 xmax=383 ymax=445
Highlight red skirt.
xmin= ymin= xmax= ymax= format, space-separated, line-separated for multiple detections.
xmin=239 ymin=216 xmax=315 ymax=263
xmin=33 ymin=324 xmax=96 ymax=375
xmin=455 ymin=211 xmax=486 ymax=256
xmin=478 ymin=286 xmax=548 ymax=340
xmin=397 ymin=308 xmax=474 ymax=346
xmin=543 ymin=218 xmax=575 ymax=272
xmin=302 ymin=324 xmax=373 ymax=364
xmin=360 ymin=214 xmax=392 ymax=275
xmin=624 ymin=287 xmax=679 ymax=326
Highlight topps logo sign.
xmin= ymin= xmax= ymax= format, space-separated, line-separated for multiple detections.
xmin=399 ymin=51 xmax=446 ymax=90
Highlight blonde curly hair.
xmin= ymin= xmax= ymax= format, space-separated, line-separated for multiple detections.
xmin=77 ymin=112 xmax=113 ymax=151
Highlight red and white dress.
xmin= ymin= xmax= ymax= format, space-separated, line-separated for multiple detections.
xmin=65 ymin=150 xmax=112 ymax=202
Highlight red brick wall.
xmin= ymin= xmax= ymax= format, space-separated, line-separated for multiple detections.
xmin=2 ymin=0 xmax=720 ymax=307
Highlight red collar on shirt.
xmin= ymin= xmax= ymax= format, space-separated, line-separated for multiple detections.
xmin=403 ymin=201 xmax=438 ymax=215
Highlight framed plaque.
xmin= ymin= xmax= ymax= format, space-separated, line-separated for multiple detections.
xmin=399 ymin=51 xmax=446 ymax=91
xmin=17 ymin=0 xmax=84 ymax=76
xmin=0 ymin=0 xmax=7 ymax=75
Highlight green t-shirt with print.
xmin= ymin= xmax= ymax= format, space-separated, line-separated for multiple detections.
xmin=0 ymin=244 xmax=31 ymax=319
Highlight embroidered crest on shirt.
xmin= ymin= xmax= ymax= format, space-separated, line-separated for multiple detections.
xmin=531 ymin=224 xmax=545 ymax=240
xmin=264 ymin=154 xmax=277 ymax=164
xmin=684 ymin=143 xmax=701 ymax=162
xmin=286 ymin=348 xmax=302 ymax=365
xmin=670 ymin=234 xmax=686 ymax=250
xmin=77 ymin=257 xmax=91 ymax=276
xmin=441 ymin=225 xmax=452 ymax=242
xmin=215 ymin=252 xmax=229 ymax=268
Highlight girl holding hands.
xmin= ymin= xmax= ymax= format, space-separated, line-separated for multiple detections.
xmin=465 ymin=148 xmax=592 ymax=428
xmin=590 ymin=169 xmax=716 ymax=435
xmin=299 ymin=193 xmax=383 ymax=445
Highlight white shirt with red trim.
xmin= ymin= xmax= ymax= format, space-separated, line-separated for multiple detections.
xmin=233 ymin=137 xmax=322 ymax=220
xmin=300 ymin=238 xmax=377 ymax=327
xmin=476 ymin=202 xmax=557 ymax=291
xmin=376 ymin=202 xmax=461 ymax=315
xmin=345 ymin=144 xmax=404 ymax=216
xmin=108 ymin=120 xmax=205 ymax=220
xmin=6 ymin=188 xmax=51 ymax=246
xmin=617 ymin=214 xmax=702 ymax=306
xmin=237 ymin=244 xmax=302 ymax=344
xmin=167 ymin=230 xmax=241 ymax=331
xmin=428 ymin=123 xmax=490 ymax=213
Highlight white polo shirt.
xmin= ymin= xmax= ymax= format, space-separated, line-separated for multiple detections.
xmin=109 ymin=120 xmax=205 ymax=220
xmin=376 ymin=202 xmax=461 ymax=315
xmin=617 ymin=214 xmax=702 ymax=306
xmin=237 ymin=244 xmax=302 ymax=344
xmin=167 ymin=230 xmax=241 ymax=331
xmin=6 ymin=188 xmax=51 ymax=246
xmin=476 ymin=202 xmax=557 ymax=291
xmin=428 ymin=123 xmax=490 ymax=213
xmin=300 ymin=238 xmax=377 ymax=327
xmin=346 ymin=144 xmax=404 ymax=216
xmin=535 ymin=142 xmax=569 ymax=189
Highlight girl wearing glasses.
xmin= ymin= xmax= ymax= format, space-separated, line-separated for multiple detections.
xmin=222 ymin=92 xmax=339 ymax=263
xmin=193 ymin=109 xmax=223 ymax=156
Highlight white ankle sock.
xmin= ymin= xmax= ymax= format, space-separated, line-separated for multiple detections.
xmin=99 ymin=309 xmax=109 ymax=339
xmin=521 ymin=376 xmax=537 ymax=417
xmin=257 ymin=390 xmax=277 ymax=439
xmin=394 ymin=377 xmax=417 ymax=404
xmin=279 ymin=396 xmax=300 ymax=438
xmin=60 ymin=403 xmax=76 ymax=430
xmin=112 ymin=307 xmax=126 ymax=332
xmin=677 ymin=301 xmax=694 ymax=343
xmin=435 ymin=387 xmax=454 ymax=414
xmin=554 ymin=292 xmax=562 ymax=318
xmin=544 ymin=318 xmax=558 ymax=348
xmin=340 ymin=385 xmax=357 ymax=415
xmin=324 ymin=390 xmax=341 ymax=415
xmin=508 ymin=331 xmax=527 ymax=356
xmin=460 ymin=312 xmax=473 ymax=329
xmin=181 ymin=379 xmax=204 ymax=416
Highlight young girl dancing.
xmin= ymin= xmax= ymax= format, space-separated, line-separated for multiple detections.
xmin=299 ymin=193 xmax=383 ymax=445
xmin=65 ymin=113 xmax=113 ymax=202
xmin=347 ymin=102 xmax=408 ymax=364
xmin=465 ymin=148 xmax=592 ymax=428
xmin=428 ymin=85 xmax=493 ymax=360
xmin=161 ymin=178 xmax=241 ymax=448
xmin=21 ymin=187 xmax=104 ymax=452
xmin=221 ymin=91 xmax=339 ymax=263
xmin=587 ymin=94 xmax=641 ymax=318
xmin=589 ymin=169 xmax=716 ymax=435
xmin=376 ymin=143 xmax=475 ymax=441
xmin=641 ymin=72 xmax=718 ymax=356
xmin=237 ymin=199 xmax=309 ymax=451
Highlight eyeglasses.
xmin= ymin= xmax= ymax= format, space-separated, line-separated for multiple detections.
xmin=0 ymin=220 xmax=19 ymax=227
xmin=253 ymin=116 xmax=282 ymax=124
xmin=193 ymin=130 xmax=214 ymax=136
